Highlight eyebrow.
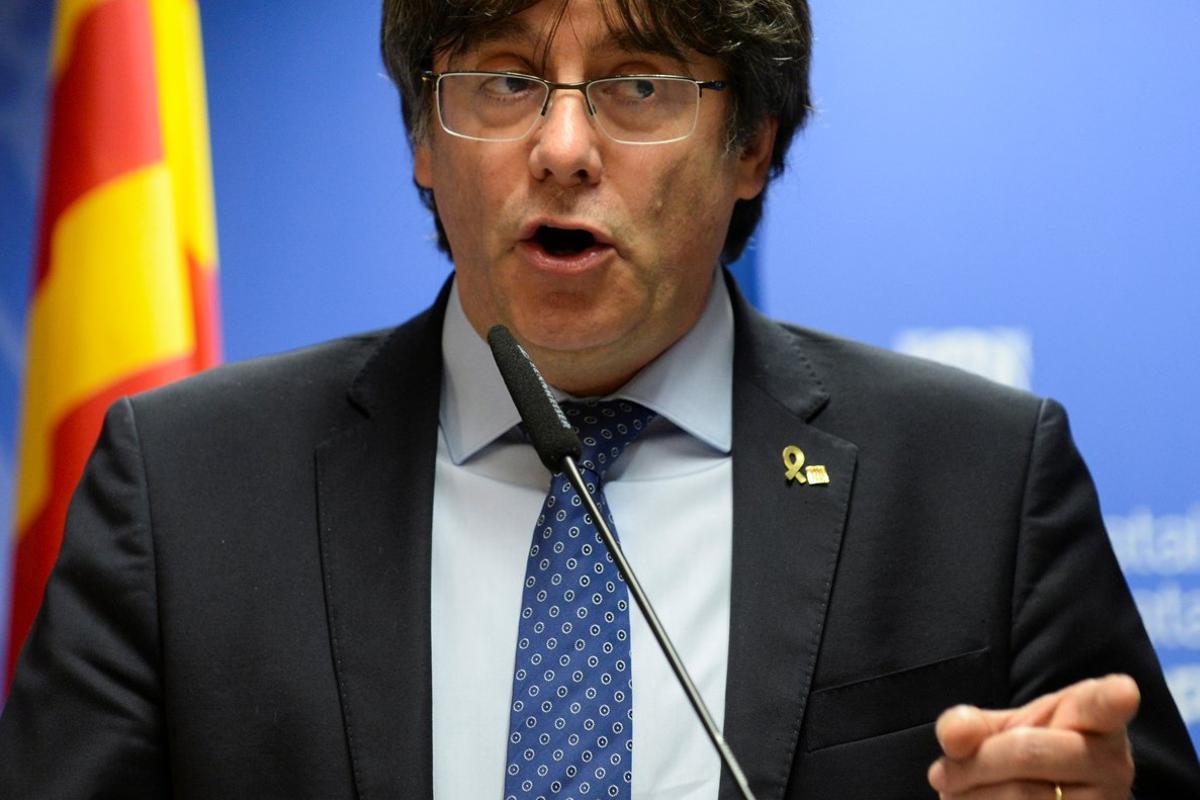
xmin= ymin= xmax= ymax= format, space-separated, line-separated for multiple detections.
xmin=447 ymin=14 xmax=690 ymax=68
xmin=454 ymin=16 xmax=541 ymax=54
xmin=602 ymin=28 xmax=687 ymax=62
xmin=445 ymin=15 xmax=548 ymax=66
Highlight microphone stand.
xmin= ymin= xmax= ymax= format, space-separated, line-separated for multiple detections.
xmin=561 ymin=456 xmax=758 ymax=800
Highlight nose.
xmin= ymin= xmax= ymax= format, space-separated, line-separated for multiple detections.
xmin=527 ymin=90 xmax=603 ymax=187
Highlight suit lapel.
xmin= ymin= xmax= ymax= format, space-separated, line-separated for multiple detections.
xmin=315 ymin=288 xmax=448 ymax=799
xmin=720 ymin=283 xmax=858 ymax=800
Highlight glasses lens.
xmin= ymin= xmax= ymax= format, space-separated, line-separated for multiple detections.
xmin=438 ymin=73 xmax=546 ymax=141
xmin=587 ymin=77 xmax=700 ymax=144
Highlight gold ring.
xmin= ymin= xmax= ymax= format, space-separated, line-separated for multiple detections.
xmin=1054 ymin=784 xmax=1063 ymax=800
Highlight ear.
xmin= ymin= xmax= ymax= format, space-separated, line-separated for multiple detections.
xmin=734 ymin=116 xmax=778 ymax=201
xmin=413 ymin=139 xmax=433 ymax=189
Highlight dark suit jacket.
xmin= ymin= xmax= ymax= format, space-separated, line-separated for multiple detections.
xmin=2 ymin=278 xmax=1197 ymax=798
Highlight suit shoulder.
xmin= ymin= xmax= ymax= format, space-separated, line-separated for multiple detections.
xmin=127 ymin=329 xmax=390 ymax=431
xmin=781 ymin=323 xmax=1046 ymax=432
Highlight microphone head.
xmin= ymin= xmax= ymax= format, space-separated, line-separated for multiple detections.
xmin=487 ymin=325 xmax=581 ymax=472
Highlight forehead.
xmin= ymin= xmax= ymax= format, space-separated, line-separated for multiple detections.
xmin=438 ymin=0 xmax=692 ymax=67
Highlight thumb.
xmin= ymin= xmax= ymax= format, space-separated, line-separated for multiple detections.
xmin=935 ymin=704 xmax=1008 ymax=759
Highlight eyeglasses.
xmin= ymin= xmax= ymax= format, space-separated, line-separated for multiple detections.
xmin=421 ymin=70 xmax=727 ymax=145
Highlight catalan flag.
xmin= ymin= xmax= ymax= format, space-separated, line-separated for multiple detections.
xmin=5 ymin=0 xmax=221 ymax=689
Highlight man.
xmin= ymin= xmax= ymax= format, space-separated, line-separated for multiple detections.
xmin=1 ymin=0 xmax=1197 ymax=797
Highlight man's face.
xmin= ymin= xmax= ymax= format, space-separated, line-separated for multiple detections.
xmin=413 ymin=0 xmax=774 ymax=394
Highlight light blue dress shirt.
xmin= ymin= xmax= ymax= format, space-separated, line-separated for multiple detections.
xmin=431 ymin=273 xmax=734 ymax=800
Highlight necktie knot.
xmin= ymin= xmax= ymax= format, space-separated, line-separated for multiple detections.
xmin=561 ymin=400 xmax=656 ymax=481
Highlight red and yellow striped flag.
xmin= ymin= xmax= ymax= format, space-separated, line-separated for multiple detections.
xmin=5 ymin=0 xmax=221 ymax=688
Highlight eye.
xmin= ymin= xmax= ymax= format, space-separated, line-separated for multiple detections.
xmin=604 ymin=78 xmax=658 ymax=101
xmin=479 ymin=73 xmax=539 ymax=98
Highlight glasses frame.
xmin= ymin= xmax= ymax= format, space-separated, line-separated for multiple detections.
xmin=421 ymin=70 xmax=728 ymax=145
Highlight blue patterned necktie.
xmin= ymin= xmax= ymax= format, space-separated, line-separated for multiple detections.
xmin=504 ymin=399 xmax=657 ymax=800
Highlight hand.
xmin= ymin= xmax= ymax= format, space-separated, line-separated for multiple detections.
xmin=927 ymin=674 xmax=1139 ymax=799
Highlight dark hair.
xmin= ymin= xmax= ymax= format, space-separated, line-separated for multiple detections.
xmin=381 ymin=0 xmax=812 ymax=265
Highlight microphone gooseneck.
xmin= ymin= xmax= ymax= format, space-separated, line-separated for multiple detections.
xmin=486 ymin=325 xmax=758 ymax=800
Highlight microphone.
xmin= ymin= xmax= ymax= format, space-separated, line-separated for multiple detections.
xmin=487 ymin=324 xmax=758 ymax=800
xmin=485 ymin=324 xmax=580 ymax=471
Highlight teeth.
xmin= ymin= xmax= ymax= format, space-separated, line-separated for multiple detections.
xmin=537 ymin=226 xmax=597 ymax=255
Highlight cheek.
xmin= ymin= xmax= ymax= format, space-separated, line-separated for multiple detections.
xmin=432 ymin=153 xmax=475 ymax=218
xmin=437 ymin=151 xmax=522 ymax=228
xmin=643 ymin=156 xmax=735 ymax=254
xmin=645 ymin=159 xmax=688 ymax=221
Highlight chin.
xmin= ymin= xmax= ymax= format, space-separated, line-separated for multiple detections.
xmin=518 ymin=327 xmax=617 ymax=357
xmin=502 ymin=287 xmax=613 ymax=336
xmin=510 ymin=314 xmax=633 ymax=359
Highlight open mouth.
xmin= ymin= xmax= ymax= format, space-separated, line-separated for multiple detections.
xmin=532 ymin=225 xmax=601 ymax=257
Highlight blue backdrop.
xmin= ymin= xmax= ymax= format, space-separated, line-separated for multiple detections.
xmin=1 ymin=0 xmax=1197 ymax=745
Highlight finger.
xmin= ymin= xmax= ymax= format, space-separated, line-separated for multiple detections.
xmin=1047 ymin=675 xmax=1140 ymax=734
xmin=931 ymin=726 xmax=1115 ymax=793
xmin=936 ymin=704 xmax=1010 ymax=759
xmin=1002 ymin=688 xmax=1066 ymax=730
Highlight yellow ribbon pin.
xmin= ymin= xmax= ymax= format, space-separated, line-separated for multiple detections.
xmin=782 ymin=446 xmax=807 ymax=483
xmin=782 ymin=445 xmax=830 ymax=485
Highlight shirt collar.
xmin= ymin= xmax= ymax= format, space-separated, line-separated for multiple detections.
xmin=439 ymin=272 xmax=733 ymax=465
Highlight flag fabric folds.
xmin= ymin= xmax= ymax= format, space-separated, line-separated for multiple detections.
xmin=5 ymin=0 xmax=221 ymax=689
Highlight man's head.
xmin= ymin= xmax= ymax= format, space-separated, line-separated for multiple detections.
xmin=382 ymin=0 xmax=812 ymax=266
xmin=381 ymin=1 xmax=812 ymax=394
